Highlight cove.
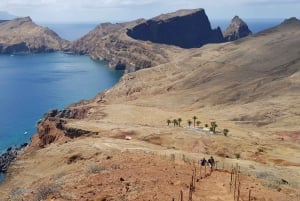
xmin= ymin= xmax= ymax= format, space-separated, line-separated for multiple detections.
xmin=0 ymin=52 xmax=123 ymax=153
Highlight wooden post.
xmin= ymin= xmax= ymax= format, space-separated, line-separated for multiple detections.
xmin=180 ymin=190 xmax=183 ymax=201
xmin=234 ymin=168 xmax=237 ymax=200
xmin=237 ymin=182 xmax=241 ymax=201
xmin=189 ymin=183 xmax=193 ymax=201
xmin=192 ymin=175 xmax=194 ymax=191
xmin=230 ymin=169 xmax=233 ymax=192
xmin=193 ymin=168 xmax=196 ymax=187
xmin=249 ymin=189 xmax=251 ymax=201
xmin=200 ymin=165 xmax=202 ymax=179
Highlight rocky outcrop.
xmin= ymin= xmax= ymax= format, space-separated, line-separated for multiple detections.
xmin=0 ymin=143 xmax=28 ymax=173
xmin=70 ymin=8 xmax=225 ymax=72
xmin=70 ymin=19 xmax=174 ymax=72
xmin=127 ymin=9 xmax=224 ymax=48
xmin=32 ymin=108 xmax=92 ymax=148
xmin=0 ymin=17 xmax=70 ymax=54
xmin=223 ymin=16 xmax=252 ymax=41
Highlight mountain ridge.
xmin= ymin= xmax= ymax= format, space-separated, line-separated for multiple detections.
xmin=0 ymin=17 xmax=70 ymax=54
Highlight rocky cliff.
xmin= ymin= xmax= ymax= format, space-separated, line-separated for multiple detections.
xmin=70 ymin=19 xmax=179 ymax=72
xmin=0 ymin=17 xmax=70 ymax=54
xmin=223 ymin=16 xmax=252 ymax=41
xmin=127 ymin=9 xmax=224 ymax=48
xmin=70 ymin=8 xmax=224 ymax=72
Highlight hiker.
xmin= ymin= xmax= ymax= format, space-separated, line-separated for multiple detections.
xmin=208 ymin=156 xmax=215 ymax=170
xmin=200 ymin=157 xmax=207 ymax=166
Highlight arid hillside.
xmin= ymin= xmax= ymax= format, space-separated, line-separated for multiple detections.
xmin=0 ymin=17 xmax=299 ymax=201
xmin=0 ymin=17 xmax=69 ymax=53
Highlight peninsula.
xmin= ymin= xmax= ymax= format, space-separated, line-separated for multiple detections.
xmin=0 ymin=9 xmax=299 ymax=201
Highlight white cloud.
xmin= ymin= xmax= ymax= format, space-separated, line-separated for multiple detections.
xmin=0 ymin=0 xmax=299 ymax=22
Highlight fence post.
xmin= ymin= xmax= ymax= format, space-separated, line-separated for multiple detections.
xmin=230 ymin=168 xmax=233 ymax=192
xmin=200 ymin=166 xmax=202 ymax=179
xmin=237 ymin=182 xmax=241 ymax=201
xmin=180 ymin=190 xmax=183 ymax=201
xmin=188 ymin=182 xmax=193 ymax=201
xmin=249 ymin=189 xmax=251 ymax=201
xmin=234 ymin=168 xmax=237 ymax=200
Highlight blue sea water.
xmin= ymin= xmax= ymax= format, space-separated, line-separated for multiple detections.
xmin=0 ymin=53 xmax=123 ymax=152
xmin=0 ymin=53 xmax=123 ymax=183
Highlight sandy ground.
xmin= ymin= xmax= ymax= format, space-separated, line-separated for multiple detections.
xmin=1 ymin=135 xmax=298 ymax=201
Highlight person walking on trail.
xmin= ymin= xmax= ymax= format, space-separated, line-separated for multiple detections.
xmin=200 ymin=157 xmax=207 ymax=166
xmin=208 ymin=156 xmax=215 ymax=170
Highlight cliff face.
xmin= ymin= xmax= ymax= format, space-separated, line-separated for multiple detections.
xmin=70 ymin=19 xmax=178 ymax=72
xmin=0 ymin=17 xmax=70 ymax=54
xmin=70 ymin=8 xmax=224 ymax=71
xmin=223 ymin=16 xmax=252 ymax=41
xmin=127 ymin=9 xmax=224 ymax=48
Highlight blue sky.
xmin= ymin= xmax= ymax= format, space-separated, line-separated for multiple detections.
xmin=0 ymin=0 xmax=299 ymax=23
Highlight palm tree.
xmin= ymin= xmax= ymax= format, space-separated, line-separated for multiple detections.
xmin=223 ymin=129 xmax=229 ymax=136
xmin=177 ymin=118 xmax=182 ymax=127
xmin=210 ymin=121 xmax=218 ymax=133
xmin=167 ymin=119 xmax=171 ymax=126
xmin=172 ymin=119 xmax=178 ymax=127
xmin=196 ymin=121 xmax=201 ymax=127
xmin=192 ymin=116 xmax=197 ymax=128
xmin=187 ymin=120 xmax=192 ymax=127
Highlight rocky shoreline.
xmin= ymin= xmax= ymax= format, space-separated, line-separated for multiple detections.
xmin=0 ymin=143 xmax=28 ymax=174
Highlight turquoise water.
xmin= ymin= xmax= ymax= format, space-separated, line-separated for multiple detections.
xmin=0 ymin=53 xmax=123 ymax=153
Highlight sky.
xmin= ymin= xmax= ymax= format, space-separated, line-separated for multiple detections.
xmin=0 ymin=0 xmax=299 ymax=23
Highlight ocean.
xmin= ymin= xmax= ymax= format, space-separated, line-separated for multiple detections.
xmin=0 ymin=20 xmax=283 ymax=183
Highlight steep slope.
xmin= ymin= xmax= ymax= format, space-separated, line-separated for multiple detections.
xmin=127 ymin=8 xmax=224 ymax=48
xmin=70 ymin=19 xmax=178 ymax=72
xmin=0 ymin=17 xmax=69 ymax=54
xmin=70 ymin=8 xmax=224 ymax=72
xmin=223 ymin=16 xmax=252 ymax=41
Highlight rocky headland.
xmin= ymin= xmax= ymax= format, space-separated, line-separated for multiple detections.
xmin=70 ymin=19 xmax=177 ymax=72
xmin=0 ymin=143 xmax=27 ymax=173
xmin=0 ymin=10 xmax=253 ymax=72
xmin=0 ymin=9 xmax=299 ymax=201
xmin=0 ymin=17 xmax=69 ymax=54
xmin=127 ymin=8 xmax=224 ymax=48
xmin=223 ymin=16 xmax=252 ymax=41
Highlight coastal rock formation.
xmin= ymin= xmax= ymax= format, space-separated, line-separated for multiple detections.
xmin=70 ymin=20 xmax=176 ymax=72
xmin=71 ymin=8 xmax=225 ymax=71
xmin=0 ymin=17 xmax=70 ymax=54
xmin=127 ymin=9 xmax=224 ymax=48
xmin=31 ymin=108 xmax=92 ymax=148
xmin=223 ymin=16 xmax=252 ymax=41
xmin=0 ymin=143 xmax=27 ymax=173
